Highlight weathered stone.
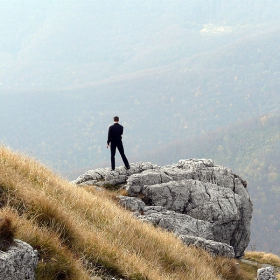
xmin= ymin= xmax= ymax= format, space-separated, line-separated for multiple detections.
xmin=73 ymin=159 xmax=253 ymax=258
xmin=126 ymin=159 xmax=246 ymax=196
xmin=125 ymin=160 xmax=252 ymax=258
xmin=139 ymin=206 xmax=214 ymax=240
xmin=140 ymin=179 xmax=245 ymax=253
xmin=117 ymin=196 xmax=146 ymax=214
xmin=0 ymin=239 xmax=38 ymax=280
xmin=71 ymin=162 xmax=158 ymax=186
xmin=257 ymin=267 xmax=277 ymax=280
xmin=180 ymin=235 xmax=235 ymax=258
xmin=126 ymin=170 xmax=172 ymax=196
xmin=79 ymin=180 xmax=98 ymax=186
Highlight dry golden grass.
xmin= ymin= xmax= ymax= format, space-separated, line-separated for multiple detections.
xmin=245 ymin=251 xmax=280 ymax=267
xmin=0 ymin=207 xmax=90 ymax=280
xmin=236 ymin=261 xmax=259 ymax=280
xmin=245 ymin=251 xmax=280 ymax=280
xmin=0 ymin=145 xmax=260 ymax=279
xmin=0 ymin=215 xmax=16 ymax=250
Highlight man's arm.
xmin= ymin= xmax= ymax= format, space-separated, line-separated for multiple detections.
xmin=107 ymin=126 xmax=112 ymax=147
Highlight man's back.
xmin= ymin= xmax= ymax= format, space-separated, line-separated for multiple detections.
xmin=107 ymin=123 xmax=123 ymax=144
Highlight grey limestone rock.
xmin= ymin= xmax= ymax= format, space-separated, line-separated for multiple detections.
xmin=141 ymin=180 xmax=243 ymax=250
xmin=125 ymin=159 xmax=252 ymax=258
xmin=0 ymin=239 xmax=38 ymax=280
xmin=257 ymin=267 xmax=277 ymax=280
xmin=117 ymin=196 xmax=146 ymax=214
xmin=71 ymin=162 xmax=157 ymax=186
xmin=73 ymin=159 xmax=253 ymax=258
xmin=180 ymin=235 xmax=235 ymax=258
xmin=126 ymin=170 xmax=172 ymax=196
xmin=139 ymin=206 xmax=214 ymax=240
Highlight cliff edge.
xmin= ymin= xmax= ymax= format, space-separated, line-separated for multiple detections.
xmin=72 ymin=159 xmax=253 ymax=258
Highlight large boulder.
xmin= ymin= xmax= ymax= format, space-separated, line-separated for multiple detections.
xmin=73 ymin=159 xmax=253 ymax=258
xmin=0 ymin=239 xmax=38 ymax=280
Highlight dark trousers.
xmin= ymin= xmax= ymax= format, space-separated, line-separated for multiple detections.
xmin=110 ymin=140 xmax=129 ymax=170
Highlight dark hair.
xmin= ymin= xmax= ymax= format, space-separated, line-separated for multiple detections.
xmin=114 ymin=116 xmax=119 ymax=122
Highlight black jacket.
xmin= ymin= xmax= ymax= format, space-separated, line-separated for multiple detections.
xmin=107 ymin=123 xmax=123 ymax=145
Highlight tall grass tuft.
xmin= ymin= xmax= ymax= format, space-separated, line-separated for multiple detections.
xmin=0 ymin=207 xmax=91 ymax=280
xmin=0 ymin=215 xmax=16 ymax=250
xmin=245 ymin=251 xmax=280 ymax=267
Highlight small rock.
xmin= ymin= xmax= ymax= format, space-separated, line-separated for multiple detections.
xmin=0 ymin=239 xmax=38 ymax=280
xmin=257 ymin=267 xmax=277 ymax=280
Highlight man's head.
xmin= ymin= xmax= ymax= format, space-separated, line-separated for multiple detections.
xmin=114 ymin=116 xmax=119 ymax=122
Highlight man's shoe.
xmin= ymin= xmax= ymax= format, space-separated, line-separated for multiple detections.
xmin=125 ymin=166 xmax=130 ymax=170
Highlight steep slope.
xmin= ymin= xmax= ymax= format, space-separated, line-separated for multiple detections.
xmin=0 ymin=146 xmax=248 ymax=280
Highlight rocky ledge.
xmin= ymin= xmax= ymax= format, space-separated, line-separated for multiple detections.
xmin=72 ymin=159 xmax=253 ymax=258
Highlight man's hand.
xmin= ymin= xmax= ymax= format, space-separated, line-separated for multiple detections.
xmin=106 ymin=145 xmax=109 ymax=149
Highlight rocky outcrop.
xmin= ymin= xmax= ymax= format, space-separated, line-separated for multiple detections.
xmin=0 ymin=239 xmax=38 ymax=280
xmin=257 ymin=267 xmax=277 ymax=280
xmin=71 ymin=162 xmax=156 ymax=186
xmin=73 ymin=159 xmax=253 ymax=258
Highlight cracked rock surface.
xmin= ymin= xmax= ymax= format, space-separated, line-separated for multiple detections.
xmin=73 ymin=159 xmax=253 ymax=258
xmin=257 ymin=267 xmax=277 ymax=280
xmin=0 ymin=239 xmax=38 ymax=280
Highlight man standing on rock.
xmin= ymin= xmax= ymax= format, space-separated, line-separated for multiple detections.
xmin=107 ymin=116 xmax=130 ymax=171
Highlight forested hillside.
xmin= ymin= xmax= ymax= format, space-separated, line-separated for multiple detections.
xmin=0 ymin=1 xmax=280 ymax=254
xmin=1 ymin=1 xmax=280 ymax=90
xmin=2 ymin=26 xmax=280 ymax=174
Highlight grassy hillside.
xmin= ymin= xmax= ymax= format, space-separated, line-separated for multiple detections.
xmin=2 ymin=145 xmax=279 ymax=280
xmin=0 ymin=145 xmax=254 ymax=280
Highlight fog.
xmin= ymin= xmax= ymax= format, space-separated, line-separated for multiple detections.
xmin=1 ymin=0 xmax=280 ymax=171
xmin=1 ymin=2 xmax=279 ymax=173
xmin=1 ymin=1 xmax=280 ymax=90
